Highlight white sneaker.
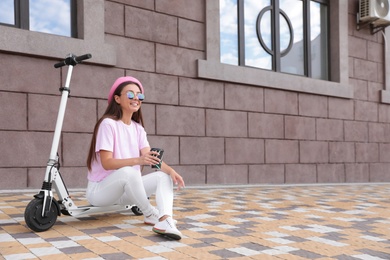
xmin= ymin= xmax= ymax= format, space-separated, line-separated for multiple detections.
xmin=144 ymin=208 xmax=159 ymax=225
xmin=152 ymin=217 xmax=182 ymax=240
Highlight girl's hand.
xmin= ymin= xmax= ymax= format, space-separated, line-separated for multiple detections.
xmin=139 ymin=150 xmax=161 ymax=166
xmin=170 ymin=171 xmax=185 ymax=191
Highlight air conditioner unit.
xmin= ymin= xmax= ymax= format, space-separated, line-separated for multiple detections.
xmin=359 ymin=0 xmax=390 ymax=25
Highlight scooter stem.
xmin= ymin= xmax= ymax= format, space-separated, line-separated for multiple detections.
xmin=49 ymin=65 xmax=74 ymax=162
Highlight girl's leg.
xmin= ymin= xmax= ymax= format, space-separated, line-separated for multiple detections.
xmin=142 ymin=171 xmax=173 ymax=218
xmin=86 ymin=166 xmax=154 ymax=216
xmin=144 ymin=171 xmax=182 ymax=240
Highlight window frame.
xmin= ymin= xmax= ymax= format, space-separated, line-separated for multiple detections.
xmin=197 ymin=0 xmax=353 ymax=99
xmin=15 ymin=0 xmax=29 ymax=29
xmin=0 ymin=0 xmax=115 ymax=66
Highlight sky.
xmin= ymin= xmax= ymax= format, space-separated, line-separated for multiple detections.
xmin=0 ymin=0 xmax=72 ymax=37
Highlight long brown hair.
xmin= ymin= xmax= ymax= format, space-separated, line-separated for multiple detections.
xmin=86 ymin=81 xmax=144 ymax=170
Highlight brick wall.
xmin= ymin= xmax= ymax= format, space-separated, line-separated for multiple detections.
xmin=0 ymin=0 xmax=389 ymax=189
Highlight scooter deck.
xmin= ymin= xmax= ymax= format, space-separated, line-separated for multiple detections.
xmin=66 ymin=204 xmax=132 ymax=216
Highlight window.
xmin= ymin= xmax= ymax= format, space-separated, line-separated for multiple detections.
xmin=198 ymin=0 xmax=352 ymax=99
xmin=0 ymin=0 xmax=76 ymax=37
xmin=220 ymin=0 xmax=328 ymax=80
xmin=0 ymin=0 xmax=115 ymax=66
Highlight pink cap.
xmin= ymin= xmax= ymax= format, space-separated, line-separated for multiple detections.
xmin=107 ymin=76 xmax=144 ymax=104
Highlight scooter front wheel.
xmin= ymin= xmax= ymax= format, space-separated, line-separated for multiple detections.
xmin=24 ymin=198 xmax=58 ymax=232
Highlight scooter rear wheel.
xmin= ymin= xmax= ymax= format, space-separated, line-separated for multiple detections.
xmin=131 ymin=205 xmax=143 ymax=216
xmin=24 ymin=198 xmax=58 ymax=232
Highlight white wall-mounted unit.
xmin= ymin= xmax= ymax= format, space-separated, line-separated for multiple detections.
xmin=359 ymin=0 xmax=390 ymax=25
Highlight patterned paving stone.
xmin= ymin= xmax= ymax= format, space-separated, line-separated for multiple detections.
xmin=0 ymin=184 xmax=390 ymax=259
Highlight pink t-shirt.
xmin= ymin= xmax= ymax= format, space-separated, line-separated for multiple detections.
xmin=88 ymin=118 xmax=150 ymax=182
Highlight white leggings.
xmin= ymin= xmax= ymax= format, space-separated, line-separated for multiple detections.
xmin=86 ymin=166 xmax=173 ymax=218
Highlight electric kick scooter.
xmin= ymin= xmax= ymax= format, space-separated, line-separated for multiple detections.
xmin=24 ymin=53 xmax=142 ymax=232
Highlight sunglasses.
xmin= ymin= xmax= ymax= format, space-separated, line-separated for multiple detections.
xmin=126 ymin=91 xmax=145 ymax=101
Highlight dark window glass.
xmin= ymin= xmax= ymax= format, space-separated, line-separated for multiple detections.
xmin=280 ymin=0 xmax=304 ymax=75
xmin=0 ymin=0 xmax=15 ymax=25
xmin=30 ymin=0 xmax=73 ymax=37
xmin=244 ymin=0 xmax=272 ymax=69
xmin=310 ymin=1 xmax=328 ymax=80
xmin=220 ymin=0 xmax=239 ymax=65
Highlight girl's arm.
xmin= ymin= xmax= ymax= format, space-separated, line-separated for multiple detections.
xmin=100 ymin=148 xmax=160 ymax=170
xmin=160 ymin=161 xmax=185 ymax=190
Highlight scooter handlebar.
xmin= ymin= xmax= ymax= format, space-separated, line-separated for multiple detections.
xmin=54 ymin=53 xmax=92 ymax=68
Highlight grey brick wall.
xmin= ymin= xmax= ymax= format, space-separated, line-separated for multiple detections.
xmin=0 ymin=0 xmax=390 ymax=189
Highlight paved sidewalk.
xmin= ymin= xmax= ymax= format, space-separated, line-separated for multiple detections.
xmin=0 ymin=184 xmax=390 ymax=259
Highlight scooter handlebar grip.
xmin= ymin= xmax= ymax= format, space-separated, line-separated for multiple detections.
xmin=54 ymin=61 xmax=66 ymax=68
xmin=75 ymin=53 xmax=92 ymax=62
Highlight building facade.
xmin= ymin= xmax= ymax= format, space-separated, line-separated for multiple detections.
xmin=0 ymin=0 xmax=390 ymax=189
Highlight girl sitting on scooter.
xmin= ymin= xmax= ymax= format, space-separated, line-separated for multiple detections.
xmin=86 ymin=76 xmax=185 ymax=240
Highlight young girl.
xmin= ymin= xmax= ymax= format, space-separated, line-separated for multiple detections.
xmin=86 ymin=76 xmax=185 ymax=240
